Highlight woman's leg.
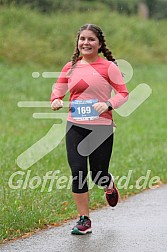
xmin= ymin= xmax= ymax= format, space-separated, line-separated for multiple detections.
xmin=73 ymin=192 xmax=89 ymax=217
xmin=89 ymin=124 xmax=114 ymax=188
xmin=66 ymin=122 xmax=91 ymax=217
xmin=89 ymin=125 xmax=119 ymax=207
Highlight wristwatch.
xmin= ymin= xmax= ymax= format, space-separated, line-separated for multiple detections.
xmin=105 ymin=101 xmax=113 ymax=111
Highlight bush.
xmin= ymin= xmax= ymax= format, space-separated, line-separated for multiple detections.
xmin=0 ymin=0 xmax=167 ymax=19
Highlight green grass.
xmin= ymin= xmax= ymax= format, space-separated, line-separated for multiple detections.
xmin=0 ymin=6 xmax=167 ymax=67
xmin=0 ymin=6 xmax=167 ymax=241
xmin=0 ymin=62 xmax=166 ymax=241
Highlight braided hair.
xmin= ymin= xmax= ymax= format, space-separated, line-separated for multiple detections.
xmin=71 ymin=24 xmax=116 ymax=70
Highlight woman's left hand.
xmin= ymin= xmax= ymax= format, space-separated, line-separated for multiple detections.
xmin=93 ymin=102 xmax=108 ymax=114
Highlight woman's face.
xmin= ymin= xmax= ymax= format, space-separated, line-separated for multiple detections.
xmin=78 ymin=29 xmax=101 ymax=58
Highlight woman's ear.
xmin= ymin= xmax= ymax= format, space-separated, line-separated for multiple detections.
xmin=98 ymin=42 xmax=102 ymax=49
xmin=98 ymin=43 xmax=102 ymax=53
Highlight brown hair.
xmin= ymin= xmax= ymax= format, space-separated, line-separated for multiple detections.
xmin=71 ymin=24 xmax=116 ymax=69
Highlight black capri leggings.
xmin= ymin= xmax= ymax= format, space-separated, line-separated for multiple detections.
xmin=66 ymin=121 xmax=114 ymax=193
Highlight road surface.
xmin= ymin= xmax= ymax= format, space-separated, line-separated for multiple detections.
xmin=1 ymin=185 xmax=167 ymax=252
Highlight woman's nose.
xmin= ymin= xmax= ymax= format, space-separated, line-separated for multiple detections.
xmin=83 ymin=39 xmax=89 ymax=44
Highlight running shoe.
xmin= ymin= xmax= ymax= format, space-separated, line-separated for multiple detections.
xmin=105 ymin=183 xmax=119 ymax=207
xmin=71 ymin=215 xmax=92 ymax=235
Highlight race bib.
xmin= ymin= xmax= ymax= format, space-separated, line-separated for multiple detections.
xmin=71 ymin=99 xmax=99 ymax=121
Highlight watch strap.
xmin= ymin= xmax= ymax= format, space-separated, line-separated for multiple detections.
xmin=105 ymin=101 xmax=113 ymax=111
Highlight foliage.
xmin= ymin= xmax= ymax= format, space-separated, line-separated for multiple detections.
xmin=0 ymin=0 xmax=167 ymax=19
xmin=144 ymin=0 xmax=167 ymax=19
xmin=0 ymin=6 xmax=167 ymax=68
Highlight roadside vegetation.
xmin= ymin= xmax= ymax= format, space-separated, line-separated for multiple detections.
xmin=0 ymin=6 xmax=166 ymax=241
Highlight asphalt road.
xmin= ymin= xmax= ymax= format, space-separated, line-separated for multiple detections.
xmin=1 ymin=185 xmax=167 ymax=252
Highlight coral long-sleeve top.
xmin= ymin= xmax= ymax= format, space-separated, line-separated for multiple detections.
xmin=51 ymin=56 xmax=128 ymax=125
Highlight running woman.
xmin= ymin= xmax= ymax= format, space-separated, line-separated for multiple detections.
xmin=51 ymin=24 xmax=129 ymax=235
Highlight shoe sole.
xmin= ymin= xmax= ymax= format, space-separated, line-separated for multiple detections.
xmin=105 ymin=186 xmax=119 ymax=207
xmin=71 ymin=227 xmax=92 ymax=235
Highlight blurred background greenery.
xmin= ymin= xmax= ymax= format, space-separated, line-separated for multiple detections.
xmin=1 ymin=0 xmax=167 ymax=19
xmin=0 ymin=0 xmax=167 ymax=68
xmin=0 ymin=0 xmax=167 ymax=241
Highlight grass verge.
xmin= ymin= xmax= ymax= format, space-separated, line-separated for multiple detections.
xmin=0 ymin=62 xmax=166 ymax=241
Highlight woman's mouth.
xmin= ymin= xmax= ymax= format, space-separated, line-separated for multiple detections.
xmin=82 ymin=47 xmax=92 ymax=50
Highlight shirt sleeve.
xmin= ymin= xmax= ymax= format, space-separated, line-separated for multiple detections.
xmin=107 ymin=62 xmax=129 ymax=109
xmin=50 ymin=62 xmax=71 ymax=103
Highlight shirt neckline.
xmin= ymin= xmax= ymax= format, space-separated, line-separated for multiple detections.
xmin=79 ymin=56 xmax=101 ymax=65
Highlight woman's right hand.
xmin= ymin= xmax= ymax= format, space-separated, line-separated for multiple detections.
xmin=51 ymin=99 xmax=64 ymax=110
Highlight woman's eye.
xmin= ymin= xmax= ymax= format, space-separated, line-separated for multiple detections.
xmin=79 ymin=37 xmax=96 ymax=41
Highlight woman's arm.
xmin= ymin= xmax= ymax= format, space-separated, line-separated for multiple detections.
xmin=50 ymin=62 xmax=71 ymax=103
xmin=107 ymin=62 xmax=129 ymax=109
xmin=50 ymin=62 xmax=71 ymax=110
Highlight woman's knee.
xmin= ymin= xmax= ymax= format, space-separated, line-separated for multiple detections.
xmin=71 ymin=169 xmax=88 ymax=193
xmin=91 ymin=171 xmax=111 ymax=187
